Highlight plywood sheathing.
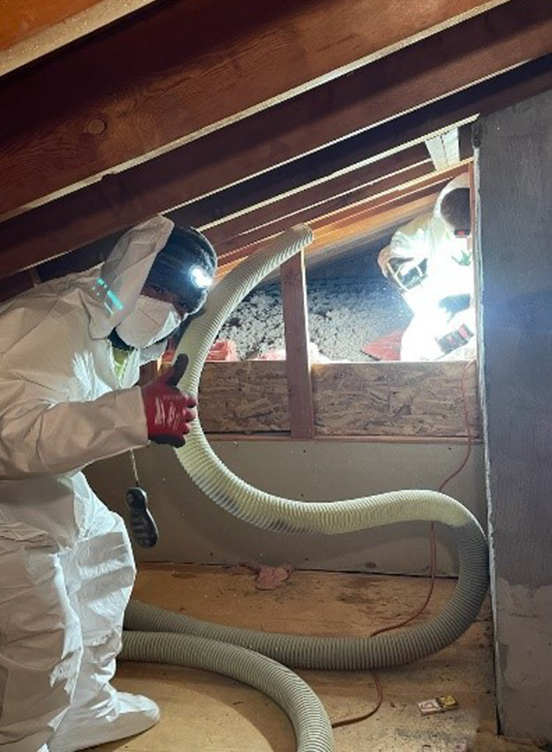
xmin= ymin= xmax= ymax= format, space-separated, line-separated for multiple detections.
xmin=98 ymin=564 xmax=533 ymax=751
xmin=198 ymin=362 xmax=480 ymax=438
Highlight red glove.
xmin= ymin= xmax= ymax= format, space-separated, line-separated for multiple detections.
xmin=141 ymin=354 xmax=197 ymax=447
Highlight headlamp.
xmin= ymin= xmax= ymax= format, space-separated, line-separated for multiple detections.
xmin=190 ymin=265 xmax=213 ymax=289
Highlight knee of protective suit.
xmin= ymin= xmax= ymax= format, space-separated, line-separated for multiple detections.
xmin=0 ymin=540 xmax=83 ymax=748
xmin=70 ymin=510 xmax=136 ymax=645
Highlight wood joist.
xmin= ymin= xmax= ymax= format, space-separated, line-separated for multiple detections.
xmin=1 ymin=49 xmax=551 ymax=285
xmin=0 ymin=0 xmax=550 ymax=289
xmin=0 ymin=0 xmax=513 ymax=218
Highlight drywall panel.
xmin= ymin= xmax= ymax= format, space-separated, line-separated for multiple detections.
xmin=86 ymin=439 xmax=485 ymax=576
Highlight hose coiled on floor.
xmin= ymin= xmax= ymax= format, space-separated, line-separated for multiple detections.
xmin=124 ymin=225 xmax=488 ymax=751
xmin=121 ymin=631 xmax=333 ymax=752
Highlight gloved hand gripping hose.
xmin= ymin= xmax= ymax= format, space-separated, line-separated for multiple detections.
xmin=123 ymin=226 xmax=488 ymax=750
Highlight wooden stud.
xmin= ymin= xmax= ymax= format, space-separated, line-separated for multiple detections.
xmin=280 ymin=250 xmax=315 ymax=439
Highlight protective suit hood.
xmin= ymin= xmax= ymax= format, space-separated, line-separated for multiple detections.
xmin=85 ymin=216 xmax=175 ymax=339
xmin=433 ymin=172 xmax=470 ymax=218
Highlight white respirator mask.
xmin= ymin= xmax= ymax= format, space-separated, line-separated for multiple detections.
xmin=115 ymin=295 xmax=182 ymax=349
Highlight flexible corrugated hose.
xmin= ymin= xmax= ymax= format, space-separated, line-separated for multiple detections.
xmin=122 ymin=225 xmax=488 ymax=752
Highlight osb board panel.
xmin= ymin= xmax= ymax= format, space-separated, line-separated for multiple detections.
xmin=199 ymin=361 xmax=480 ymax=437
xmin=199 ymin=361 xmax=290 ymax=433
xmin=313 ymin=361 xmax=480 ymax=437
xmin=94 ymin=565 xmax=529 ymax=752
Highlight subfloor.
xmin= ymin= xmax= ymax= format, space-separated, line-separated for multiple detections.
xmin=98 ymin=565 xmax=539 ymax=752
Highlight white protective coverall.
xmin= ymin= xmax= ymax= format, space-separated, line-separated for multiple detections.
xmin=0 ymin=216 xmax=176 ymax=751
xmin=378 ymin=174 xmax=475 ymax=361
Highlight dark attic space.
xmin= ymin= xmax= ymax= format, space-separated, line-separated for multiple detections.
xmin=1 ymin=2 xmax=552 ymax=751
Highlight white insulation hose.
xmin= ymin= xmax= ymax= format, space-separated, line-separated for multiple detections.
xmin=123 ymin=225 xmax=488 ymax=751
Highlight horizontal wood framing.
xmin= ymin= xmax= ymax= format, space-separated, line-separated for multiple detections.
xmin=198 ymin=361 xmax=480 ymax=438
xmin=3 ymin=52 xmax=551 ymax=283
xmin=0 ymin=2 xmax=162 ymax=77
xmin=0 ymin=0 xmax=513 ymax=218
xmin=32 ymin=146 xmax=432 ymax=283
xmin=204 ymin=148 xmax=434 ymax=248
xmin=0 ymin=190 xmax=441 ymax=305
xmin=217 ymin=165 xmax=468 ymax=262
xmin=217 ymin=188 xmax=445 ymax=278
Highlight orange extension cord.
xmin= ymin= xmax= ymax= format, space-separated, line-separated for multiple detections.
xmin=332 ymin=359 xmax=477 ymax=729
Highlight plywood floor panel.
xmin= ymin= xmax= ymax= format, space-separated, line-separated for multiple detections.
xmin=95 ymin=565 xmax=537 ymax=751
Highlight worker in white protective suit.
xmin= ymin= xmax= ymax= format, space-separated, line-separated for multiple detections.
xmin=0 ymin=215 xmax=217 ymax=752
xmin=378 ymin=174 xmax=475 ymax=361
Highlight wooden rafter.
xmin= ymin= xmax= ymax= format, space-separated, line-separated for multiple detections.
xmin=0 ymin=1 xmax=160 ymax=76
xmin=0 ymin=0 xmax=513 ymax=218
xmin=212 ymin=162 xmax=469 ymax=256
xmin=23 ymin=146 xmax=431 ymax=286
xmin=217 ymin=189 xmax=443 ymax=277
xmin=1 ymin=52 xmax=551 ymax=282
xmin=205 ymin=158 xmax=434 ymax=249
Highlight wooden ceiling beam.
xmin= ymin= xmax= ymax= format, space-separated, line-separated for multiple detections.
xmin=1 ymin=50 xmax=550 ymax=283
xmin=0 ymin=0 xmax=513 ymax=218
xmin=218 ymin=191 xmax=442 ymax=277
xmin=29 ymin=146 xmax=430 ymax=283
xmin=0 ymin=1 xmax=161 ymax=76
xmin=201 ymin=149 xmax=433 ymax=242
xmin=218 ymin=180 xmax=452 ymax=268
xmin=210 ymin=161 xmax=454 ymax=255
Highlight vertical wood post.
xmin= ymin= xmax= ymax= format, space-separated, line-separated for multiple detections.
xmin=280 ymin=250 xmax=315 ymax=438
xmin=477 ymin=89 xmax=552 ymax=738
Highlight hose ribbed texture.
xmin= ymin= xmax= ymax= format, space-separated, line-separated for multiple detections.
xmin=121 ymin=631 xmax=333 ymax=752
xmin=123 ymin=226 xmax=489 ymax=750
xmin=167 ymin=224 xmax=488 ymax=661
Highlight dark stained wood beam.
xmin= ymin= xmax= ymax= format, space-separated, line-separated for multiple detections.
xmin=0 ymin=0 xmax=513 ymax=218
xmin=1 ymin=52 xmax=550 ymax=282
xmin=32 ymin=146 xmax=431 ymax=285
xmin=29 ymin=146 xmax=429 ymax=282
xmin=281 ymin=251 xmax=315 ymax=439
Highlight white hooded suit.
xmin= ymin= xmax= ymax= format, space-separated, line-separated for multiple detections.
xmin=0 ymin=216 xmax=176 ymax=751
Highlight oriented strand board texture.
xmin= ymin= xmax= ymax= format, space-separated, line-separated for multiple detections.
xmin=199 ymin=361 xmax=290 ymax=432
xmin=199 ymin=361 xmax=480 ymax=437
xmin=313 ymin=362 xmax=480 ymax=437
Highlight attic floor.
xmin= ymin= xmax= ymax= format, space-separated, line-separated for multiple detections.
xmin=97 ymin=564 xmax=536 ymax=752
